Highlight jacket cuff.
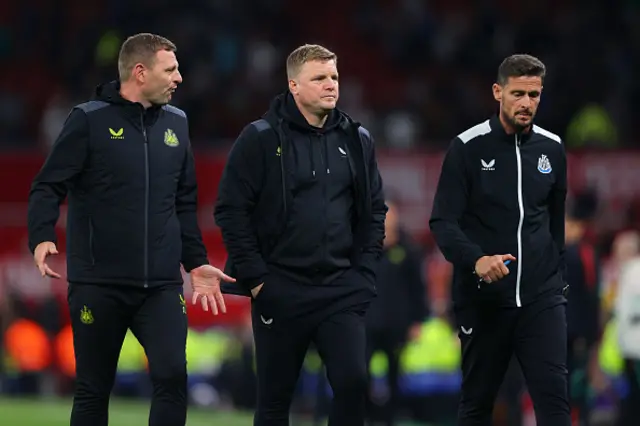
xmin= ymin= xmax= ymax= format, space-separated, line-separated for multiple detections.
xmin=183 ymin=257 xmax=209 ymax=273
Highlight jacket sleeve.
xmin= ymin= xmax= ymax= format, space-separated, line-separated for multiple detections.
xmin=28 ymin=108 xmax=89 ymax=253
xmin=429 ymin=137 xmax=485 ymax=271
xmin=549 ymin=143 xmax=568 ymax=281
xmin=358 ymin=130 xmax=388 ymax=283
xmin=214 ymin=124 xmax=267 ymax=289
xmin=176 ymin=137 xmax=209 ymax=272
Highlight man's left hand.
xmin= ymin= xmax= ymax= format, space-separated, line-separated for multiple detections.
xmin=189 ymin=265 xmax=236 ymax=315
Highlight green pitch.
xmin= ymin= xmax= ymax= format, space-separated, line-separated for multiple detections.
xmin=0 ymin=397 xmax=254 ymax=425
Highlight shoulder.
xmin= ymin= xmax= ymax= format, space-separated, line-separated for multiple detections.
xmin=162 ymin=104 xmax=187 ymax=120
xmin=232 ymin=119 xmax=278 ymax=154
xmin=532 ymin=124 xmax=562 ymax=144
xmin=456 ymin=119 xmax=492 ymax=144
xmin=532 ymin=124 xmax=563 ymax=153
xmin=356 ymin=125 xmax=374 ymax=149
xmin=74 ymin=100 xmax=110 ymax=115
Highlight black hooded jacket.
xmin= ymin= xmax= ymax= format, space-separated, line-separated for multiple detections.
xmin=215 ymin=92 xmax=387 ymax=296
xmin=27 ymin=81 xmax=209 ymax=287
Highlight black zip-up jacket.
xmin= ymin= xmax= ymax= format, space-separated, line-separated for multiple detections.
xmin=27 ymin=81 xmax=209 ymax=287
xmin=214 ymin=91 xmax=387 ymax=296
xmin=429 ymin=115 xmax=567 ymax=308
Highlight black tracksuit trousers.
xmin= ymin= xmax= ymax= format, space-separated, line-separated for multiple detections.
xmin=67 ymin=283 xmax=188 ymax=426
xmin=251 ymin=269 xmax=375 ymax=426
xmin=454 ymin=293 xmax=571 ymax=426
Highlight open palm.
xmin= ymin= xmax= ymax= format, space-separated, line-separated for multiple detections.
xmin=189 ymin=265 xmax=235 ymax=315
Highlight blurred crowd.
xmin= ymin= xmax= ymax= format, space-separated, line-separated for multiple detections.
xmin=2 ymin=0 xmax=640 ymax=425
xmin=1 ymin=0 xmax=639 ymax=151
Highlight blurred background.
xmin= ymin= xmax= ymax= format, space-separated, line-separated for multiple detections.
xmin=1 ymin=0 xmax=640 ymax=425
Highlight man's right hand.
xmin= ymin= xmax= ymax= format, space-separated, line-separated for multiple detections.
xmin=34 ymin=241 xmax=61 ymax=279
xmin=251 ymin=283 xmax=264 ymax=299
xmin=475 ymin=254 xmax=516 ymax=283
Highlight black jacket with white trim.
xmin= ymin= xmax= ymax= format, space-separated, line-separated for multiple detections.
xmin=430 ymin=115 xmax=567 ymax=308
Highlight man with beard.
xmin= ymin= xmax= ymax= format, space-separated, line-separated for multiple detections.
xmin=429 ymin=54 xmax=570 ymax=426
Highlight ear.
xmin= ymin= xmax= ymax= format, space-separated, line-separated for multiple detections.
xmin=492 ymin=83 xmax=502 ymax=102
xmin=133 ymin=63 xmax=146 ymax=83
xmin=288 ymin=79 xmax=297 ymax=95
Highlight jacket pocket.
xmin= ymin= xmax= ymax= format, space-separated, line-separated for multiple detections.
xmin=88 ymin=217 xmax=96 ymax=265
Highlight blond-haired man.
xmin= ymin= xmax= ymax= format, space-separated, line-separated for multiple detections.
xmin=215 ymin=44 xmax=387 ymax=425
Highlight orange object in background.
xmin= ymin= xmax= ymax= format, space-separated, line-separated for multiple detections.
xmin=3 ymin=319 xmax=52 ymax=372
xmin=54 ymin=324 xmax=75 ymax=377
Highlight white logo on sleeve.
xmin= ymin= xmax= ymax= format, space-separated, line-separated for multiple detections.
xmin=460 ymin=326 xmax=473 ymax=335
xmin=260 ymin=315 xmax=273 ymax=325
xmin=481 ymin=159 xmax=495 ymax=171
xmin=338 ymin=146 xmax=347 ymax=156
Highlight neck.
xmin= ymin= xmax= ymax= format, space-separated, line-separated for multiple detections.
xmin=120 ymin=81 xmax=151 ymax=109
xmin=295 ymin=99 xmax=328 ymax=128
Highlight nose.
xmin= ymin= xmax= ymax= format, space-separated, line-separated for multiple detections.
xmin=174 ymin=71 xmax=183 ymax=84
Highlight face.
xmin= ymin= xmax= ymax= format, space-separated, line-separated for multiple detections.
xmin=565 ymin=217 xmax=584 ymax=243
xmin=384 ymin=202 xmax=399 ymax=244
xmin=136 ymin=49 xmax=182 ymax=106
xmin=289 ymin=59 xmax=339 ymax=114
xmin=492 ymin=76 xmax=542 ymax=131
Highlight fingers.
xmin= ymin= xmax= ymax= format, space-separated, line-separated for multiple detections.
xmin=44 ymin=264 xmax=61 ymax=279
xmin=207 ymin=293 xmax=218 ymax=315
xmin=200 ymin=294 xmax=208 ymax=312
xmin=37 ymin=262 xmax=47 ymax=277
xmin=215 ymin=291 xmax=227 ymax=314
xmin=192 ymin=292 xmax=199 ymax=305
xmin=502 ymin=254 xmax=516 ymax=262
xmin=49 ymin=246 xmax=59 ymax=255
xmin=499 ymin=262 xmax=510 ymax=277
xmin=219 ymin=272 xmax=236 ymax=283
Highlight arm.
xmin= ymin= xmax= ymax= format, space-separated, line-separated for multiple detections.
xmin=549 ymin=143 xmax=568 ymax=281
xmin=429 ymin=138 xmax=485 ymax=271
xmin=359 ymin=130 xmax=388 ymax=283
xmin=176 ymin=139 xmax=209 ymax=272
xmin=28 ymin=108 xmax=89 ymax=253
xmin=214 ymin=125 xmax=267 ymax=290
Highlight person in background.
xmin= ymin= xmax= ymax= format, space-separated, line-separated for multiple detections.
xmin=614 ymin=231 xmax=640 ymax=426
xmin=565 ymin=190 xmax=601 ymax=426
xmin=365 ymin=196 xmax=428 ymax=426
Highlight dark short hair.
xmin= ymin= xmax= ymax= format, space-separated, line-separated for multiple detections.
xmin=497 ymin=54 xmax=546 ymax=86
xmin=118 ymin=33 xmax=177 ymax=81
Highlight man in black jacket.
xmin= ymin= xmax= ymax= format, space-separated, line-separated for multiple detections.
xmin=429 ymin=54 xmax=570 ymax=426
xmin=27 ymin=33 xmax=233 ymax=426
xmin=215 ymin=44 xmax=387 ymax=426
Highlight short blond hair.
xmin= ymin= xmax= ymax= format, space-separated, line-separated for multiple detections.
xmin=118 ymin=33 xmax=177 ymax=81
xmin=286 ymin=44 xmax=337 ymax=79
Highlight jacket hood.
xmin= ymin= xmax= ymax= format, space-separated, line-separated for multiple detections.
xmin=93 ymin=80 xmax=132 ymax=105
xmin=263 ymin=91 xmax=355 ymax=133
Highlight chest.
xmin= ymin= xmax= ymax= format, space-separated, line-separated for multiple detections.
xmin=468 ymin=140 xmax=559 ymax=209
xmin=286 ymin=131 xmax=353 ymax=195
xmin=88 ymin=117 xmax=187 ymax=181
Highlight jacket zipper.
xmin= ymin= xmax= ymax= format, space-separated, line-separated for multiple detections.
xmin=515 ymin=134 xmax=524 ymax=307
xmin=141 ymin=114 xmax=149 ymax=288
